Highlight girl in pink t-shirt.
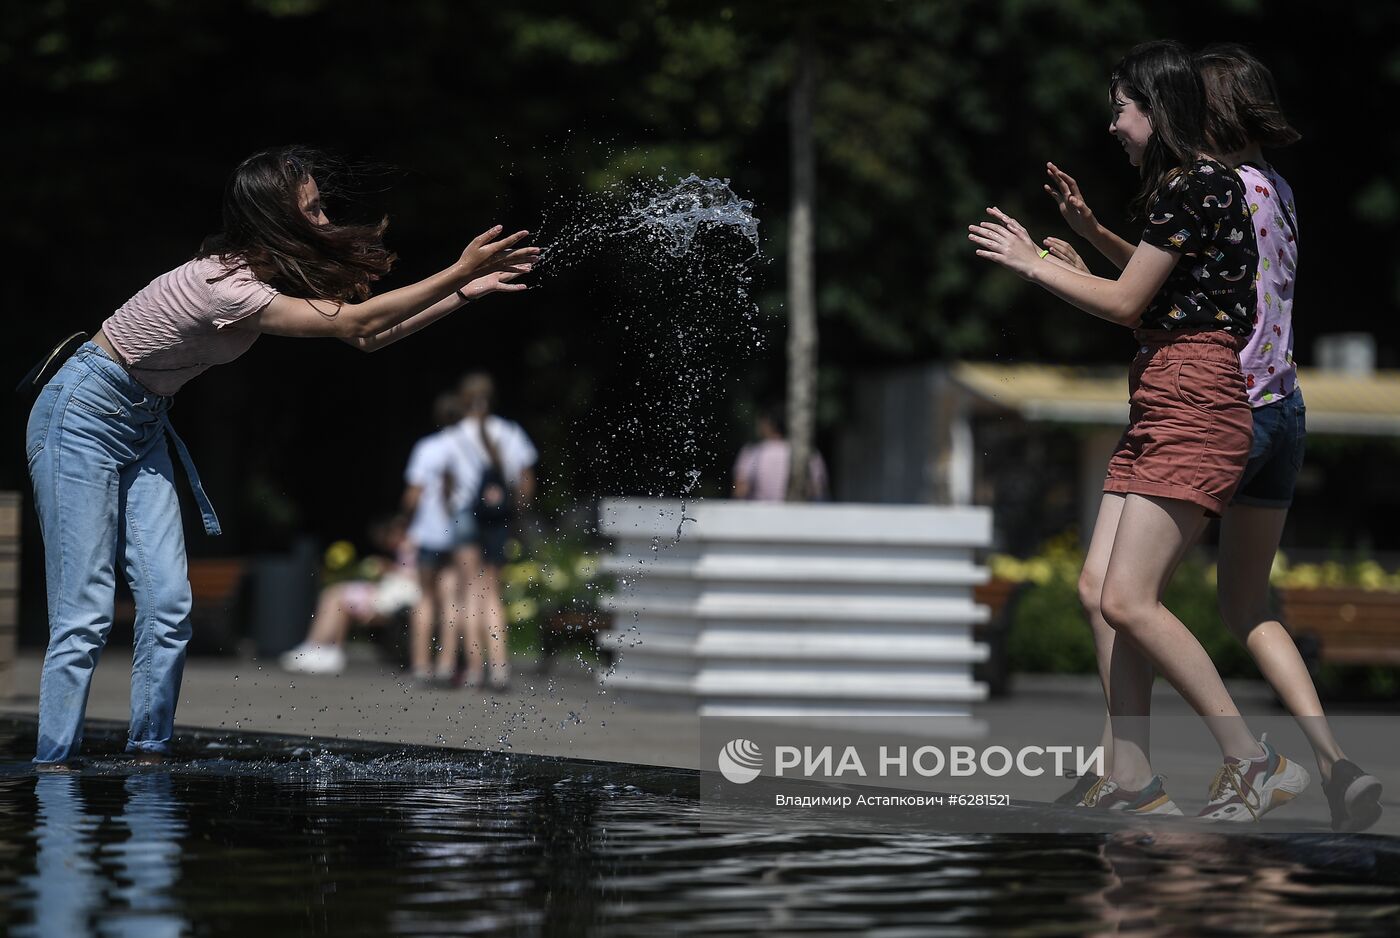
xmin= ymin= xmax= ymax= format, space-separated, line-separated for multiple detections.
xmin=25 ymin=146 xmax=538 ymax=767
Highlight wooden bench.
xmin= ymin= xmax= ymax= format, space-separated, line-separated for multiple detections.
xmin=1279 ymin=587 xmax=1400 ymax=666
xmin=115 ymin=558 xmax=248 ymax=655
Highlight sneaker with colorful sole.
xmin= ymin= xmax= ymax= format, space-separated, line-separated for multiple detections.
xmin=1197 ymin=735 xmax=1310 ymax=823
xmin=1078 ymin=775 xmax=1184 ymax=816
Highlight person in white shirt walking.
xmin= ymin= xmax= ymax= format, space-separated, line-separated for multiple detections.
xmin=442 ymin=373 xmax=537 ymax=691
xmin=401 ymin=393 xmax=467 ymax=684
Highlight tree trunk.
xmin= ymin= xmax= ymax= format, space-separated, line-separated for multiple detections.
xmin=785 ymin=26 xmax=817 ymax=502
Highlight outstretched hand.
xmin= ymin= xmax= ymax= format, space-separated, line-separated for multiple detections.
xmin=459 ymin=226 xmax=541 ymax=277
xmin=1043 ymin=162 xmax=1098 ymax=238
xmin=968 ymin=206 xmax=1041 ymax=278
xmin=457 ymin=225 xmax=540 ymax=299
xmin=459 ymin=264 xmax=533 ymax=300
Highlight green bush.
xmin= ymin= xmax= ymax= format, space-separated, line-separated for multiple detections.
xmin=1006 ymin=576 xmax=1097 ymax=674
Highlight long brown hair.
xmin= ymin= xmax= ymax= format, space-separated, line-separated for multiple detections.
xmin=1197 ymin=44 xmax=1300 ymax=155
xmin=197 ymin=146 xmax=396 ymax=302
xmin=1110 ymin=41 xmax=1213 ymax=219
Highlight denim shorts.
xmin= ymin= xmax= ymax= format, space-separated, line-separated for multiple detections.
xmin=1231 ymin=387 xmax=1306 ymax=509
xmin=416 ymin=546 xmax=454 ymax=570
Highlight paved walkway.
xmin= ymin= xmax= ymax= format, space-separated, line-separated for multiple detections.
xmin=4 ymin=648 xmax=1396 ymax=834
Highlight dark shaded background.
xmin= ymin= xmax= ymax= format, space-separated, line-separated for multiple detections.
xmin=5 ymin=1 xmax=1398 ymax=643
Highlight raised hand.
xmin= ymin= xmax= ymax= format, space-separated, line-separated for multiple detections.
xmin=985 ymin=206 xmax=1038 ymax=250
xmin=1043 ymin=162 xmax=1099 ymax=238
xmin=459 ymin=226 xmax=540 ymax=277
xmin=968 ymin=213 xmax=1040 ymax=279
xmin=1043 ymin=236 xmax=1089 ymax=272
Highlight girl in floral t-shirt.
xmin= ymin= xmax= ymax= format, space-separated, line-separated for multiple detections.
xmin=970 ymin=40 xmax=1308 ymax=823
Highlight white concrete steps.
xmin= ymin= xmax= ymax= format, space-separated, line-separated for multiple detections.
xmin=602 ymin=555 xmax=989 ymax=588
xmin=597 ymin=498 xmax=993 ymax=725
xmin=602 ymin=593 xmax=989 ymax=625
xmin=601 ymin=629 xmax=986 ymax=664
xmin=604 ymin=669 xmax=988 ymax=703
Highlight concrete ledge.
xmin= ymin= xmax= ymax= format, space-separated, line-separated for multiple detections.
xmin=603 ymin=593 xmax=990 ymax=624
xmin=601 ymin=498 xmax=992 ymax=546
xmin=602 ymin=555 xmax=990 ymax=587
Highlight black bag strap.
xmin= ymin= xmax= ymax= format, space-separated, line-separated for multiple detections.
xmin=16 ymin=332 xmax=87 ymax=394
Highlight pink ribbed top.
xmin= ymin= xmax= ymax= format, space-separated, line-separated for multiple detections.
xmin=101 ymin=256 xmax=278 ymax=395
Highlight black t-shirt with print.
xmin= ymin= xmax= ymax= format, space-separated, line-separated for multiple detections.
xmin=1138 ymin=158 xmax=1259 ymax=335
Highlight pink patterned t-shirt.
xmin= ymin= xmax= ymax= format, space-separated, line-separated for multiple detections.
xmin=1236 ymin=163 xmax=1298 ymax=407
xmin=101 ymin=255 xmax=279 ymax=395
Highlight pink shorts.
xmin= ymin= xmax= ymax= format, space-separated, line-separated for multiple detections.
xmin=1103 ymin=329 xmax=1254 ymax=518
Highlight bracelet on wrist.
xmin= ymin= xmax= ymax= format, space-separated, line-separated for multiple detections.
xmin=455 ymin=287 xmax=470 ymax=304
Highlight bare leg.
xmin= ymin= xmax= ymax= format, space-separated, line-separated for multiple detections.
xmin=453 ymin=546 xmax=486 ymax=682
xmin=1079 ymin=495 xmax=1128 ymax=762
xmin=481 ymin=565 xmax=509 ymax=682
xmin=306 ymin=583 xmax=355 ymax=646
xmin=432 ymin=566 xmax=460 ymax=678
xmin=462 ymin=554 xmax=490 ymax=680
xmin=1083 ymin=495 xmax=1207 ymax=769
xmin=1101 ymin=495 xmax=1263 ymax=788
xmin=1218 ymin=504 xmax=1346 ymax=780
xmin=410 ymin=567 xmax=439 ymax=677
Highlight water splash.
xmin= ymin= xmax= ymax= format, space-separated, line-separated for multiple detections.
xmin=531 ymin=171 xmax=766 ymax=711
xmin=616 ymin=175 xmax=759 ymax=258
xmin=537 ymin=173 xmax=760 ymax=274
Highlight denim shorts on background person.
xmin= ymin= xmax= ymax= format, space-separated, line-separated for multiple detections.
xmin=1231 ymin=387 xmax=1306 ymax=510
xmin=453 ymin=506 xmax=509 ymax=566
xmin=416 ymin=546 xmax=454 ymax=570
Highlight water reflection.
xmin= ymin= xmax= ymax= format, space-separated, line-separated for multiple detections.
xmin=0 ymin=722 xmax=1397 ymax=936
xmin=18 ymin=772 xmax=186 ymax=938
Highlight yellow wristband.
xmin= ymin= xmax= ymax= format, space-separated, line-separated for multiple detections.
xmin=1037 ymin=248 xmax=1050 ymax=259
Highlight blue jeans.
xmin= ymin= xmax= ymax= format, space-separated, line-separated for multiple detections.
xmin=26 ymin=343 xmax=219 ymax=763
xmin=1232 ymin=387 xmax=1306 ymax=509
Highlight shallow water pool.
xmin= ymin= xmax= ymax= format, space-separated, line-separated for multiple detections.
xmin=1 ymin=717 xmax=1397 ymax=936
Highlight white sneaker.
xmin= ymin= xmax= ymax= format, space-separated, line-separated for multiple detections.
xmin=1197 ymin=735 xmax=1310 ymax=822
xmin=279 ymin=642 xmax=346 ymax=675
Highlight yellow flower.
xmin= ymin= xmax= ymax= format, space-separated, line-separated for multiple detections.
xmin=1279 ymin=565 xmax=1322 ymax=589
xmin=324 ymin=540 xmax=356 ymax=571
xmin=1357 ymin=562 xmax=1388 ymax=590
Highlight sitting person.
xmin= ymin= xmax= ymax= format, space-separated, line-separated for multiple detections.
xmin=280 ymin=515 xmax=420 ymax=674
